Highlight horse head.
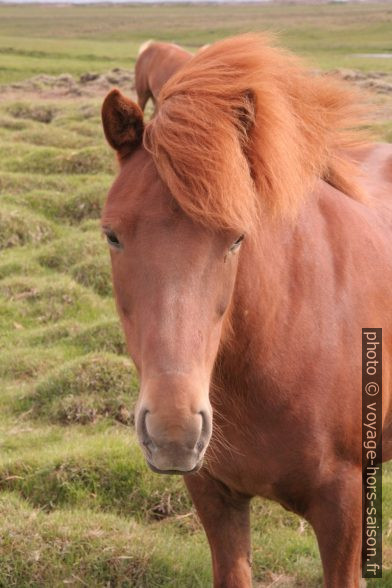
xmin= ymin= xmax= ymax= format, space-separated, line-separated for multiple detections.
xmin=101 ymin=89 xmax=245 ymax=473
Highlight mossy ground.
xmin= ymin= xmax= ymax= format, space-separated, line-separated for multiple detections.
xmin=0 ymin=4 xmax=391 ymax=587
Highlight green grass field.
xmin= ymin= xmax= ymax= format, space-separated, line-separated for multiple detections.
xmin=0 ymin=2 xmax=391 ymax=84
xmin=0 ymin=3 xmax=391 ymax=586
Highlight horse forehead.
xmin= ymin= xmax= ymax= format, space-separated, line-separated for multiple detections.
xmin=104 ymin=147 xmax=170 ymax=224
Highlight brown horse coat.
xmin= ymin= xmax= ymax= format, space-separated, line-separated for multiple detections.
xmin=102 ymin=34 xmax=392 ymax=587
xmin=134 ymin=41 xmax=192 ymax=112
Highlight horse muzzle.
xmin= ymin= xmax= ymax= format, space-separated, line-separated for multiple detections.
xmin=136 ymin=407 xmax=212 ymax=474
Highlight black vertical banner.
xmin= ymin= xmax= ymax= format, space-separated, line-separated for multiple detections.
xmin=362 ymin=328 xmax=382 ymax=579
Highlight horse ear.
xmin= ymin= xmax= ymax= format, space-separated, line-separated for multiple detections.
xmin=101 ymin=89 xmax=144 ymax=158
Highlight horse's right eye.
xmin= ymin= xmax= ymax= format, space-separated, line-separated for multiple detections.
xmin=105 ymin=231 xmax=122 ymax=250
xmin=229 ymin=234 xmax=245 ymax=253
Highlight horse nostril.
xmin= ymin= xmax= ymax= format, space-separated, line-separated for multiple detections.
xmin=137 ymin=409 xmax=153 ymax=442
xmin=140 ymin=409 xmax=148 ymax=431
xmin=200 ymin=410 xmax=211 ymax=433
xmin=142 ymin=438 xmax=154 ymax=458
xmin=196 ymin=440 xmax=205 ymax=452
xmin=198 ymin=410 xmax=212 ymax=450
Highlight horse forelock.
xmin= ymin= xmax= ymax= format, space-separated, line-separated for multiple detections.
xmin=144 ymin=33 xmax=370 ymax=234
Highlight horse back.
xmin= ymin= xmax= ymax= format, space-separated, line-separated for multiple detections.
xmin=134 ymin=42 xmax=192 ymax=109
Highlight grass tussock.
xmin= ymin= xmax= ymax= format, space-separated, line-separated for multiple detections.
xmin=0 ymin=434 xmax=191 ymax=518
xmin=23 ymin=318 xmax=126 ymax=355
xmin=14 ymin=125 xmax=92 ymax=149
xmin=71 ymin=257 xmax=112 ymax=296
xmin=0 ymin=115 xmax=33 ymax=131
xmin=0 ymin=203 xmax=55 ymax=249
xmin=0 ymin=492 xmax=210 ymax=588
xmin=14 ymin=181 xmax=108 ymax=225
xmin=37 ymin=231 xmax=106 ymax=271
xmin=0 ymin=170 xmax=93 ymax=195
xmin=29 ymin=353 xmax=138 ymax=425
xmin=0 ymin=275 xmax=105 ymax=325
xmin=4 ymin=145 xmax=114 ymax=175
xmin=63 ymin=119 xmax=104 ymax=139
xmin=25 ymin=320 xmax=84 ymax=346
xmin=0 ymin=260 xmax=26 ymax=280
xmin=6 ymin=101 xmax=59 ymax=123
xmin=0 ymin=346 xmax=64 ymax=381
xmin=60 ymin=182 xmax=108 ymax=223
xmin=0 ymin=245 xmax=45 ymax=282
xmin=71 ymin=319 xmax=127 ymax=355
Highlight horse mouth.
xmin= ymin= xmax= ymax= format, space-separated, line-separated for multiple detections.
xmin=146 ymin=459 xmax=203 ymax=476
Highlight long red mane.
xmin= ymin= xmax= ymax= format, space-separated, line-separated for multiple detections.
xmin=144 ymin=34 xmax=368 ymax=232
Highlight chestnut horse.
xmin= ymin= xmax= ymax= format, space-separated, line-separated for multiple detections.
xmin=101 ymin=34 xmax=392 ymax=587
xmin=134 ymin=41 xmax=192 ymax=112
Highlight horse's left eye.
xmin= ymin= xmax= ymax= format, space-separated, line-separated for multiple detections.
xmin=229 ymin=234 xmax=245 ymax=252
xmin=105 ymin=230 xmax=122 ymax=250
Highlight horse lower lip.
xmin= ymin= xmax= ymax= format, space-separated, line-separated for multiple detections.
xmin=147 ymin=460 xmax=202 ymax=476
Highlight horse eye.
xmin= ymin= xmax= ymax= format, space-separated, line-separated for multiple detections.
xmin=229 ymin=234 xmax=245 ymax=252
xmin=105 ymin=230 xmax=122 ymax=250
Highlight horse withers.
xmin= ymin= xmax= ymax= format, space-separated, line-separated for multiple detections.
xmin=101 ymin=34 xmax=392 ymax=587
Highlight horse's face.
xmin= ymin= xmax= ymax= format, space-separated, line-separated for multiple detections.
xmin=101 ymin=91 xmax=243 ymax=474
